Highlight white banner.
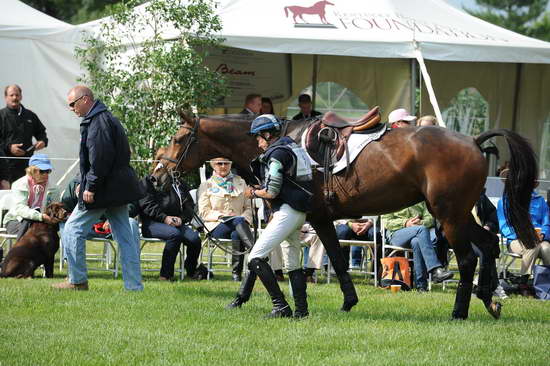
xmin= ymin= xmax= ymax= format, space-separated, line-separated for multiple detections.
xmin=205 ymin=47 xmax=291 ymax=108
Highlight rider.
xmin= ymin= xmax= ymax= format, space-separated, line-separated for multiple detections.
xmin=226 ymin=114 xmax=313 ymax=318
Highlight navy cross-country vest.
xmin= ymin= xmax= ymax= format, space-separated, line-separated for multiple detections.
xmin=251 ymin=136 xmax=313 ymax=213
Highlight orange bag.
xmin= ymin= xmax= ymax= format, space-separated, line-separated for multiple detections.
xmin=380 ymin=257 xmax=412 ymax=290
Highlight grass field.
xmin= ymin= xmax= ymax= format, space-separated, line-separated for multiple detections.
xmin=1 ymin=254 xmax=550 ymax=366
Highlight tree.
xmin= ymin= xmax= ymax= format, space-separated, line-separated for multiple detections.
xmin=467 ymin=0 xmax=549 ymax=40
xmin=21 ymin=0 xmax=124 ymax=24
xmin=76 ymin=0 xmax=227 ymax=183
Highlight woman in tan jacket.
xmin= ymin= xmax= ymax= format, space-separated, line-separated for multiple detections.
xmin=198 ymin=157 xmax=254 ymax=281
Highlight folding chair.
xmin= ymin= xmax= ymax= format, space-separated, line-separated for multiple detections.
xmin=140 ymin=237 xmax=186 ymax=280
xmin=59 ymin=237 xmax=119 ymax=278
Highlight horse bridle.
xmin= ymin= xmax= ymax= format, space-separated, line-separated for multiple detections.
xmin=159 ymin=117 xmax=200 ymax=179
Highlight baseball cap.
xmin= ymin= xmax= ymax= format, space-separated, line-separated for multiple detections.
xmin=28 ymin=154 xmax=53 ymax=170
xmin=388 ymin=108 xmax=417 ymax=123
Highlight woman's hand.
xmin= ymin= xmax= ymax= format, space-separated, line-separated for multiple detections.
xmin=164 ymin=216 xmax=182 ymax=227
xmin=42 ymin=214 xmax=60 ymax=224
xmin=244 ymin=186 xmax=255 ymax=199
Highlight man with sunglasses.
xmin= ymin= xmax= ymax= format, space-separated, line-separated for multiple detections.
xmin=53 ymin=85 xmax=143 ymax=291
xmin=0 ymin=84 xmax=48 ymax=183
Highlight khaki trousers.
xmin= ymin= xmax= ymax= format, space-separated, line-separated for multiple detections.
xmin=509 ymin=240 xmax=550 ymax=275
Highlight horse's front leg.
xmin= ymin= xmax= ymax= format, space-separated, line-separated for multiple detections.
xmin=310 ymin=219 xmax=359 ymax=312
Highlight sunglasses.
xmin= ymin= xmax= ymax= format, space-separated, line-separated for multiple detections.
xmin=69 ymin=95 xmax=85 ymax=108
xmin=214 ymin=162 xmax=231 ymax=166
xmin=39 ymin=169 xmax=51 ymax=174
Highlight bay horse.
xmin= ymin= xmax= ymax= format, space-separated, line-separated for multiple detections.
xmin=153 ymin=113 xmax=537 ymax=320
xmin=284 ymin=1 xmax=334 ymax=24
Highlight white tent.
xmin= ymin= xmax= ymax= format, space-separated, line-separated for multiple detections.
xmin=0 ymin=0 xmax=85 ymax=184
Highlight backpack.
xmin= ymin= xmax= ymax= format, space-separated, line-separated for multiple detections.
xmin=533 ymin=264 xmax=550 ymax=300
xmin=380 ymin=257 xmax=412 ymax=290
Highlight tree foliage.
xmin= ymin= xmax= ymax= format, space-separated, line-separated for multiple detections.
xmin=21 ymin=0 xmax=126 ymax=24
xmin=468 ymin=0 xmax=550 ymax=41
xmin=76 ymin=0 xmax=227 ymax=181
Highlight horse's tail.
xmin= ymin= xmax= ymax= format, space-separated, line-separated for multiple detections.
xmin=284 ymin=6 xmax=289 ymax=17
xmin=475 ymin=129 xmax=538 ymax=248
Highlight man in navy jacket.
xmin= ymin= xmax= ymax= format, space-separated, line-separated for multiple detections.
xmin=53 ymin=85 xmax=143 ymax=291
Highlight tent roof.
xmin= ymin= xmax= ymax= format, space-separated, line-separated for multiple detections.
xmin=85 ymin=0 xmax=550 ymax=63
xmin=216 ymin=0 xmax=550 ymax=63
xmin=1 ymin=0 xmax=71 ymax=30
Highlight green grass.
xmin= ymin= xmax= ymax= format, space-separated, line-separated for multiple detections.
xmin=1 ymin=264 xmax=550 ymax=366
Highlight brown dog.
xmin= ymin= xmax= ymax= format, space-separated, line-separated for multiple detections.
xmin=0 ymin=202 xmax=68 ymax=278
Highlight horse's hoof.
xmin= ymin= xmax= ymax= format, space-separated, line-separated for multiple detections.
xmin=340 ymin=298 xmax=359 ymax=312
xmin=487 ymin=301 xmax=502 ymax=320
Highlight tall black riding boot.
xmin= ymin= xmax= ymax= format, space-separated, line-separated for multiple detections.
xmin=231 ymin=240 xmax=244 ymax=281
xmin=338 ymin=272 xmax=359 ymax=312
xmin=452 ymin=282 xmax=473 ymax=320
xmin=288 ymin=269 xmax=309 ymax=318
xmin=249 ymin=257 xmax=292 ymax=318
xmin=226 ymin=270 xmax=257 ymax=309
xmin=236 ymin=222 xmax=255 ymax=249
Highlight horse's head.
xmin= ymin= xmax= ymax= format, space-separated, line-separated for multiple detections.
xmin=151 ymin=110 xmax=201 ymax=189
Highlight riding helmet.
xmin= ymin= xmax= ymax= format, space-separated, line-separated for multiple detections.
xmin=249 ymin=114 xmax=282 ymax=135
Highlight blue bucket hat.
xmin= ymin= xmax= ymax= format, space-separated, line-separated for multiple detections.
xmin=28 ymin=154 xmax=53 ymax=171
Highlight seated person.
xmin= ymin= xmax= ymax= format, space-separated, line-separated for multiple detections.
xmin=138 ymin=173 xmax=202 ymax=281
xmin=417 ymin=115 xmax=437 ymax=127
xmin=336 ymin=218 xmax=382 ymax=271
xmin=240 ymin=94 xmax=262 ymax=116
xmin=292 ymin=94 xmax=322 ymax=120
xmin=261 ymin=97 xmax=274 ymax=115
xmin=497 ymin=177 xmax=550 ymax=289
xmin=388 ymin=108 xmax=416 ymax=129
xmin=198 ymin=157 xmax=254 ymax=281
xmin=3 ymin=154 xmax=59 ymax=238
xmin=382 ymin=201 xmax=453 ymax=290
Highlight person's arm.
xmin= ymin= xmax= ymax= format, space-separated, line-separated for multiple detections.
xmin=497 ymin=198 xmax=515 ymax=240
xmin=241 ymin=191 xmax=253 ymax=225
xmin=197 ymin=182 xmax=225 ymax=222
xmin=85 ymin=117 xmax=116 ymax=194
xmin=538 ymin=198 xmax=550 ymax=241
xmin=382 ymin=210 xmax=408 ymax=233
xmin=137 ymin=179 xmax=167 ymax=223
xmin=31 ymin=112 xmax=48 ymax=149
xmin=249 ymin=156 xmax=286 ymax=200
xmin=10 ymin=188 xmax=43 ymax=221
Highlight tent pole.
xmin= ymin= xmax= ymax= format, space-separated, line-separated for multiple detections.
xmin=413 ymin=44 xmax=445 ymax=127
xmin=311 ymin=55 xmax=318 ymax=109
xmin=511 ymin=63 xmax=523 ymax=132
xmin=411 ymin=58 xmax=417 ymax=115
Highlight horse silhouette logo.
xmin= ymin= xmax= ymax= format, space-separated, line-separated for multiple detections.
xmin=284 ymin=1 xmax=336 ymax=28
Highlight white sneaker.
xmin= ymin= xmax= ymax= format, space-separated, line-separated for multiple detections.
xmin=493 ymin=285 xmax=509 ymax=299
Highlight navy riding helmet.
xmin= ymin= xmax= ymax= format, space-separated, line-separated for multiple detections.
xmin=249 ymin=114 xmax=282 ymax=135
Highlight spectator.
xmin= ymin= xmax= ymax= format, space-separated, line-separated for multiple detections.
xmin=497 ymin=177 xmax=550 ymax=288
xmin=0 ymin=149 xmax=9 ymax=189
xmin=240 ymin=93 xmax=262 ymax=116
xmin=336 ymin=218 xmax=382 ymax=271
xmin=139 ymin=171 xmax=204 ymax=281
xmin=388 ymin=108 xmax=416 ymax=129
xmin=3 ymin=154 xmax=59 ymax=237
xmin=261 ymin=97 xmax=274 ymax=114
xmin=292 ymin=94 xmax=322 ymax=121
xmin=53 ymin=85 xmax=143 ymax=291
xmin=198 ymin=157 xmax=254 ymax=281
xmin=382 ymin=201 xmax=453 ymax=291
xmin=301 ymin=224 xmax=326 ymax=282
xmin=417 ymin=115 xmax=437 ymax=126
xmin=0 ymin=85 xmax=48 ymax=183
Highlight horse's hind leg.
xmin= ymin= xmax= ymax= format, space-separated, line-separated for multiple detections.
xmin=441 ymin=222 xmax=477 ymax=320
xmin=310 ymin=219 xmax=359 ymax=312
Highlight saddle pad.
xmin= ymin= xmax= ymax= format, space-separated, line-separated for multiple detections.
xmin=331 ymin=126 xmax=387 ymax=174
xmin=300 ymin=124 xmax=387 ymax=173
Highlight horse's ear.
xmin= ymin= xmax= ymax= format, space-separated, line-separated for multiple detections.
xmin=177 ymin=108 xmax=195 ymax=126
